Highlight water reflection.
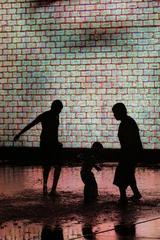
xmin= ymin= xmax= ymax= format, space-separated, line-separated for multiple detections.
xmin=115 ymin=224 xmax=135 ymax=240
xmin=82 ymin=223 xmax=96 ymax=239
xmin=0 ymin=166 xmax=160 ymax=239
xmin=0 ymin=221 xmax=42 ymax=240
xmin=0 ymin=166 xmax=41 ymax=196
xmin=136 ymin=218 xmax=160 ymax=239
xmin=114 ymin=207 xmax=137 ymax=240
xmin=41 ymin=224 xmax=64 ymax=240
xmin=1 ymin=218 xmax=160 ymax=240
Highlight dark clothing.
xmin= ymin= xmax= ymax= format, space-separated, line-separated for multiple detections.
xmin=118 ymin=116 xmax=142 ymax=156
xmin=40 ymin=142 xmax=62 ymax=166
xmin=113 ymin=115 xmax=143 ymax=188
xmin=113 ymin=160 xmax=136 ymax=188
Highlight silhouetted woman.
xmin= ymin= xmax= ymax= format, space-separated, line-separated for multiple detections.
xmin=14 ymin=100 xmax=63 ymax=196
xmin=112 ymin=103 xmax=142 ymax=204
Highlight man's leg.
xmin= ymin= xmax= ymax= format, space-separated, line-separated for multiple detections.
xmin=50 ymin=164 xmax=62 ymax=194
xmin=43 ymin=165 xmax=51 ymax=195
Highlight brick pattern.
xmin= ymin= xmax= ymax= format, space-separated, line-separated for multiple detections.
xmin=0 ymin=0 xmax=160 ymax=148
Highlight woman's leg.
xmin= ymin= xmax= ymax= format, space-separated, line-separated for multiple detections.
xmin=129 ymin=168 xmax=142 ymax=200
xmin=119 ymin=186 xmax=128 ymax=204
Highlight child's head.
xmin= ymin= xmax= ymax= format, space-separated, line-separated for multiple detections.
xmin=92 ymin=141 xmax=103 ymax=150
xmin=91 ymin=142 xmax=103 ymax=152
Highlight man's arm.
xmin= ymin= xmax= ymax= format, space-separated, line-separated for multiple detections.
xmin=14 ymin=115 xmax=41 ymax=141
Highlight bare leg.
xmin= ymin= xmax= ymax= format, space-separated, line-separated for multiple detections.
xmin=43 ymin=165 xmax=51 ymax=195
xmin=130 ymin=175 xmax=142 ymax=200
xmin=50 ymin=165 xmax=62 ymax=194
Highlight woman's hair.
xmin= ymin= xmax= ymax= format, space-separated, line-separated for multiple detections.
xmin=112 ymin=102 xmax=127 ymax=115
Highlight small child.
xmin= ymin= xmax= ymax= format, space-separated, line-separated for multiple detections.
xmin=80 ymin=142 xmax=103 ymax=203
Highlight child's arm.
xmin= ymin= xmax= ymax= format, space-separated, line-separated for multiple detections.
xmin=91 ymin=159 xmax=101 ymax=171
xmin=77 ymin=153 xmax=85 ymax=160
xmin=90 ymin=154 xmax=102 ymax=171
xmin=94 ymin=164 xmax=102 ymax=171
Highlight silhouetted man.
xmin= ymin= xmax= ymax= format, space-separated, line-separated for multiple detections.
xmin=112 ymin=103 xmax=142 ymax=204
xmin=14 ymin=100 xmax=63 ymax=196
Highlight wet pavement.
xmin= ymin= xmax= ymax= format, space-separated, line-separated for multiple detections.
xmin=0 ymin=165 xmax=160 ymax=239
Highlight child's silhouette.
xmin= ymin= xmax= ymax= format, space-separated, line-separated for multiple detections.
xmin=80 ymin=142 xmax=103 ymax=203
xmin=14 ymin=100 xmax=63 ymax=196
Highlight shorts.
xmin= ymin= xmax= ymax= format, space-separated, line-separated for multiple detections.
xmin=40 ymin=142 xmax=62 ymax=166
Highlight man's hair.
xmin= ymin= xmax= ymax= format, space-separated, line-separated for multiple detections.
xmin=51 ymin=100 xmax=63 ymax=110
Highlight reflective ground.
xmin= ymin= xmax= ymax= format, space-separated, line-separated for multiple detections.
xmin=0 ymin=165 xmax=160 ymax=239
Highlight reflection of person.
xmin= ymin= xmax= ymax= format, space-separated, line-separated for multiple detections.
xmin=80 ymin=142 xmax=103 ymax=203
xmin=112 ymin=103 xmax=142 ymax=204
xmin=115 ymin=224 xmax=135 ymax=239
xmin=82 ymin=223 xmax=96 ymax=240
xmin=14 ymin=100 xmax=63 ymax=196
xmin=41 ymin=224 xmax=64 ymax=240
xmin=114 ymin=206 xmax=137 ymax=239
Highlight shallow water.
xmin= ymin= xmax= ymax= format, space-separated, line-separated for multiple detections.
xmin=0 ymin=165 xmax=160 ymax=239
xmin=0 ymin=165 xmax=160 ymax=198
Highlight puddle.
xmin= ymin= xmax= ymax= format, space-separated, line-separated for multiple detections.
xmin=1 ymin=218 xmax=160 ymax=239
xmin=0 ymin=165 xmax=160 ymax=198
xmin=0 ymin=165 xmax=160 ymax=239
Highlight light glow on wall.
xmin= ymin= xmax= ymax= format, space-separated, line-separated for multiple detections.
xmin=0 ymin=0 xmax=159 ymax=148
